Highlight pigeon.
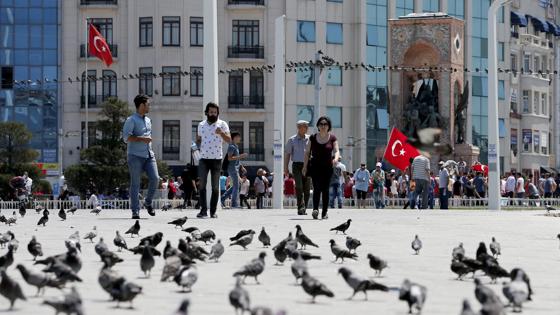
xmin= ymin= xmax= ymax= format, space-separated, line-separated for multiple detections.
xmin=295 ymin=225 xmax=319 ymax=249
xmin=481 ymin=258 xmax=509 ymax=283
xmin=174 ymin=265 xmax=198 ymax=292
xmin=450 ymin=259 xmax=474 ymax=280
xmin=0 ymin=231 xmax=13 ymax=248
xmin=7 ymin=236 xmax=18 ymax=253
xmin=199 ymin=230 xmax=216 ymax=244
xmin=161 ymin=202 xmax=172 ymax=211
xmin=329 ymin=239 xmax=358 ymax=262
xmin=345 ymin=236 xmax=362 ymax=253
xmin=90 ymin=205 xmax=102 ymax=215
xmin=297 ymin=250 xmax=321 ymax=261
xmin=230 ymin=230 xmax=256 ymax=250
xmin=411 ymin=235 xmax=422 ymax=255
xmin=43 ymin=208 xmax=50 ymax=216
xmin=452 ymin=242 xmax=466 ymax=260
xmin=476 ymin=242 xmax=497 ymax=265
xmin=95 ymin=237 xmax=109 ymax=258
xmin=182 ymin=226 xmax=200 ymax=234
xmin=190 ymin=230 xmax=202 ymax=241
xmin=0 ymin=247 xmax=14 ymax=269
xmin=230 ymin=230 xmax=254 ymax=242
xmin=67 ymin=231 xmax=82 ymax=252
xmin=42 ymin=258 xmax=83 ymax=284
xmin=28 ymin=236 xmax=43 ymax=260
xmin=0 ymin=270 xmax=26 ymax=309
xmin=83 ymin=226 xmax=97 ymax=242
xmin=459 ymin=299 xmax=478 ymax=315
xmin=161 ymin=255 xmax=182 ymax=282
xmin=18 ymin=205 xmax=26 ymax=218
xmin=510 ymin=268 xmax=533 ymax=301
xmin=42 ymin=286 xmax=84 ymax=315
xmin=139 ymin=232 xmax=164 ymax=247
xmin=100 ymin=250 xmax=124 ymax=267
xmin=58 ymin=205 xmax=67 ymax=221
xmin=546 ymin=205 xmax=556 ymax=212
xmin=399 ymin=279 xmax=427 ymax=314
xmin=36 ymin=246 xmax=82 ymax=273
xmin=125 ymin=220 xmax=141 ymax=238
xmin=37 ymin=211 xmax=48 ymax=226
xmin=338 ymin=267 xmax=388 ymax=300
xmin=474 ymin=278 xmax=502 ymax=306
xmin=67 ymin=206 xmax=78 ymax=215
xmin=6 ymin=211 xmax=17 ymax=226
xmin=173 ymin=299 xmax=190 ymax=315
xmin=209 ymin=239 xmax=225 ymax=262
xmin=272 ymin=232 xmax=292 ymax=265
xmin=16 ymin=264 xmax=63 ymax=295
xmin=232 ymin=252 xmax=266 ymax=284
xmin=178 ymin=239 xmax=206 ymax=261
xmin=502 ymin=271 xmax=529 ymax=313
xmin=35 ymin=205 xmax=44 ymax=214
xmin=301 ymin=271 xmax=334 ymax=303
xmin=109 ymin=277 xmax=143 ymax=308
xmin=290 ymin=252 xmax=308 ymax=284
xmin=489 ymin=237 xmax=501 ymax=258
xmin=163 ymin=241 xmax=180 ymax=259
xmin=98 ymin=260 xmax=121 ymax=296
xmin=140 ymin=242 xmax=155 ymax=277
xmin=229 ymin=276 xmax=251 ymax=315
xmin=113 ymin=231 xmax=127 ymax=251
xmin=330 ymin=219 xmax=352 ymax=234
xmin=0 ymin=215 xmax=6 ymax=224
xmin=129 ymin=244 xmax=162 ymax=256
xmin=258 ymin=227 xmax=271 ymax=247
xmin=168 ymin=217 xmax=188 ymax=229
xmin=460 ymin=256 xmax=484 ymax=277
xmin=367 ymin=254 xmax=388 ymax=276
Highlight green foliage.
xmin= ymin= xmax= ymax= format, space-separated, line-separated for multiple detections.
xmin=0 ymin=121 xmax=39 ymax=172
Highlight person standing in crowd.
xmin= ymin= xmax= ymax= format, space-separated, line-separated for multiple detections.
xmin=23 ymin=171 xmax=32 ymax=194
xmin=303 ymin=116 xmax=340 ymax=219
xmin=411 ymin=154 xmax=430 ymax=209
xmin=254 ymin=169 xmax=269 ymax=209
xmin=180 ymin=164 xmax=198 ymax=209
xmin=473 ymin=172 xmax=487 ymax=205
xmin=329 ymin=158 xmax=344 ymax=209
xmin=284 ymin=120 xmax=311 ymax=215
xmin=196 ymin=102 xmax=231 ymax=219
xmin=284 ymin=174 xmax=296 ymax=199
xmin=122 ymin=94 xmax=159 ymax=219
xmin=390 ymin=170 xmax=398 ymax=199
xmin=542 ymin=173 xmax=556 ymax=199
xmin=372 ymin=162 xmax=385 ymax=209
xmin=505 ymin=172 xmax=516 ymax=200
xmin=239 ymin=174 xmax=251 ymax=209
xmin=527 ymin=174 xmax=540 ymax=205
xmin=167 ymin=178 xmax=176 ymax=200
xmin=438 ymin=161 xmax=449 ymax=209
xmin=225 ymin=132 xmax=248 ymax=209
xmin=353 ymin=163 xmax=370 ymax=209
xmin=343 ymin=174 xmax=355 ymax=206
xmin=515 ymin=172 xmax=525 ymax=203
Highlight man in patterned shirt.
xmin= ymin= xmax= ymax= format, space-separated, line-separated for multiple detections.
xmin=196 ymin=102 xmax=231 ymax=218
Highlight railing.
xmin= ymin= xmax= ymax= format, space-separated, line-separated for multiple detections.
xmin=227 ymin=46 xmax=264 ymax=59
xmin=520 ymin=33 xmax=549 ymax=49
xmin=80 ymin=44 xmax=118 ymax=58
xmin=228 ymin=95 xmax=264 ymax=109
xmin=228 ymin=0 xmax=265 ymax=5
xmin=80 ymin=0 xmax=118 ymax=5
xmin=80 ymin=95 xmax=116 ymax=107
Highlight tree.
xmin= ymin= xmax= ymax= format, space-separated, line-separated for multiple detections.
xmin=0 ymin=122 xmax=39 ymax=172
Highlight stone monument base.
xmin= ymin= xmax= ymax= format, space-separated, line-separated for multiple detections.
xmin=454 ymin=143 xmax=480 ymax=166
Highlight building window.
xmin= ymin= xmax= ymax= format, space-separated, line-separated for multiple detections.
xmin=533 ymin=131 xmax=540 ymax=154
xmin=327 ymin=66 xmax=342 ymax=86
xmin=162 ymin=16 xmax=180 ymax=46
xmin=81 ymin=70 xmax=97 ymax=105
xmin=228 ymin=70 xmax=243 ymax=106
xmin=232 ymin=20 xmax=259 ymax=47
xmin=102 ymin=70 xmax=117 ymax=99
xmin=229 ymin=121 xmax=244 ymax=153
xmin=523 ymin=54 xmax=530 ymax=71
xmin=472 ymin=76 xmax=488 ymax=97
xmin=162 ymin=120 xmax=180 ymax=160
xmin=190 ymin=17 xmax=203 ymax=47
xmin=522 ymin=129 xmax=531 ymax=152
xmin=139 ymin=67 xmax=153 ymax=96
xmin=162 ymin=66 xmax=181 ymax=96
xmin=510 ymin=129 xmax=518 ymax=157
xmin=249 ymin=70 xmax=264 ymax=107
xmin=297 ymin=21 xmax=316 ymax=42
xmin=326 ymin=106 xmax=342 ymax=128
xmin=81 ymin=121 xmax=99 ymax=148
xmin=297 ymin=105 xmax=315 ymax=125
xmin=541 ymin=93 xmax=547 ymax=116
xmin=139 ymin=17 xmax=153 ymax=47
xmin=498 ymin=42 xmax=504 ymax=62
xmin=541 ymin=132 xmax=548 ymax=155
xmin=522 ymin=90 xmax=529 ymax=113
xmin=190 ymin=67 xmax=203 ymax=97
xmin=447 ymin=0 xmax=464 ymax=19
xmin=498 ymin=119 xmax=505 ymax=138
xmin=423 ymin=0 xmax=439 ymax=13
xmin=498 ymin=80 xmax=505 ymax=100
xmin=510 ymin=89 xmax=518 ymax=113
xmin=533 ymin=56 xmax=540 ymax=72
xmin=191 ymin=120 xmax=200 ymax=143
xmin=396 ymin=0 xmax=414 ymax=17
xmin=249 ymin=122 xmax=264 ymax=161
xmin=1 ymin=66 xmax=14 ymax=89
xmin=367 ymin=25 xmax=386 ymax=46
xmin=533 ymin=91 xmax=539 ymax=115
xmin=326 ymin=23 xmax=343 ymax=44
xmin=296 ymin=67 xmax=314 ymax=85
xmin=511 ymin=54 xmax=517 ymax=72
xmin=91 ymin=18 xmax=113 ymax=44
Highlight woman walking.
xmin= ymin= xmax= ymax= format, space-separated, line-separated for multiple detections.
xmin=303 ymin=116 xmax=340 ymax=219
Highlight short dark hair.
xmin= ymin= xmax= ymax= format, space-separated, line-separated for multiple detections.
xmin=134 ymin=94 xmax=149 ymax=109
xmin=204 ymin=102 xmax=220 ymax=115
xmin=231 ymin=132 xmax=241 ymax=139
xmin=316 ymin=116 xmax=332 ymax=131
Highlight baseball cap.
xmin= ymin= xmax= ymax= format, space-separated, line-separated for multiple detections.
xmin=296 ymin=120 xmax=309 ymax=126
xmin=376 ymin=162 xmax=382 ymax=167
xmin=390 ymin=169 xmax=395 ymax=173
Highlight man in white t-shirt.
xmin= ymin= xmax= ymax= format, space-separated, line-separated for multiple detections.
xmin=196 ymin=102 xmax=231 ymax=219
xmin=505 ymin=172 xmax=516 ymax=198
xmin=515 ymin=172 xmax=525 ymax=199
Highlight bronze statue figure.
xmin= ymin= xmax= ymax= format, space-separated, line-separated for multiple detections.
xmin=455 ymin=81 xmax=469 ymax=144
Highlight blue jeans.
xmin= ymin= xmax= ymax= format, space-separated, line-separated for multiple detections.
xmin=329 ymin=183 xmax=342 ymax=208
xmin=374 ymin=186 xmax=384 ymax=209
xmin=439 ymin=188 xmax=449 ymax=209
xmin=228 ymin=166 xmax=240 ymax=207
xmin=198 ymin=159 xmax=222 ymax=215
xmin=412 ymin=179 xmax=429 ymax=209
xmin=128 ymin=155 xmax=159 ymax=215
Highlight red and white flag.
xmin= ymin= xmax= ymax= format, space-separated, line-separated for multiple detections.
xmin=88 ymin=24 xmax=113 ymax=67
xmin=383 ymin=128 xmax=420 ymax=171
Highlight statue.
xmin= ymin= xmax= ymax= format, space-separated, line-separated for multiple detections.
xmin=403 ymin=75 xmax=440 ymax=137
xmin=422 ymin=105 xmax=442 ymax=128
xmin=455 ymin=81 xmax=469 ymax=144
xmin=407 ymin=109 xmax=421 ymax=137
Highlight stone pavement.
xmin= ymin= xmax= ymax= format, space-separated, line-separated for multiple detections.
xmin=1 ymin=207 xmax=559 ymax=314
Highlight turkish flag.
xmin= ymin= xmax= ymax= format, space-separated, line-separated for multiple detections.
xmin=383 ymin=128 xmax=420 ymax=171
xmin=472 ymin=164 xmax=489 ymax=176
xmin=88 ymin=24 xmax=113 ymax=67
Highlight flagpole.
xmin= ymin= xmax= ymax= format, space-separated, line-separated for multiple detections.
xmin=84 ymin=17 xmax=89 ymax=149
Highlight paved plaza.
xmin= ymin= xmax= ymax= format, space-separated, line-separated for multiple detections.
xmin=1 ymin=207 xmax=559 ymax=314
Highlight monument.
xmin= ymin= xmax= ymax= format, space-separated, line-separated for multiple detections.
xmin=388 ymin=13 xmax=479 ymax=167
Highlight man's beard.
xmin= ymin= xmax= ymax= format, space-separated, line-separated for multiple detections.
xmin=207 ymin=114 xmax=218 ymax=123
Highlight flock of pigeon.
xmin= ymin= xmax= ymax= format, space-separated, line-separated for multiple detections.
xmin=0 ymin=203 xmax=551 ymax=315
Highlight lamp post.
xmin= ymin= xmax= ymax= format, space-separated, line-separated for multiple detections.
xmin=272 ymin=16 xmax=286 ymax=209
xmin=487 ymin=0 xmax=511 ymax=210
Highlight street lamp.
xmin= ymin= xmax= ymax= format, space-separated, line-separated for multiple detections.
xmin=487 ymin=0 xmax=511 ymax=210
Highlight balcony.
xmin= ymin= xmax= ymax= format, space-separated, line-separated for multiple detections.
xmin=511 ymin=31 xmax=519 ymax=38
xmin=80 ymin=95 xmax=116 ymax=108
xmin=228 ymin=95 xmax=264 ymax=109
xmin=519 ymin=33 xmax=550 ymax=50
xmin=80 ymin=44 xmax=118 ymax=58
xmin=228 ymin=0 xmax=265 ymax=7
xmin=228 ymin=46 xmax=264 ymax=59
xmin=80 ymin=0 xmax=118 ymax=5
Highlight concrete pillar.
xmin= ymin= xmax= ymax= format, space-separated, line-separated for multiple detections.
xmin=439 ymin=0 xmax=447 ymax=13
xmin=414 ymin=0 xmax=423 ymax=13
xmin=273 ymin=16 xmax=286 ymax=210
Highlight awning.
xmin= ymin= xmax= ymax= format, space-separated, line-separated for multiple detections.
xmin=510 ymin=11 xmax=528 ymax=27
xmin=547 ymin=21 xmax=560 ymax=36
xmin=530 ymin=16 xmax=550 ymax=33
xmin=540 ymin=166 xmax=558 ymax=175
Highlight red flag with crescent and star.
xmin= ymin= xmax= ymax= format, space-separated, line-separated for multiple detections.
xmin=88 ymin=23 xmax=113 ymax=67
xmin=383 ymin=127 xmax=420 ymax=172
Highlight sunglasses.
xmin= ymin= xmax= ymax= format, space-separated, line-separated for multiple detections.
xmin=318 ymin=122 xmax=328 ymax=126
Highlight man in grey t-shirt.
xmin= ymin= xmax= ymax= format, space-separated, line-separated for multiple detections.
xmin=411 ymin=154 xmax=430 ymax=209
xmin=284 ymin=120 xmax=311 ymax=215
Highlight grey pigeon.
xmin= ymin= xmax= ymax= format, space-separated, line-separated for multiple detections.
xmin=140 ymin=241 xmax=155 ymax=277
xmin=173 ymin=299 xmax=190 ymax=315
xmin=67 ymin=206 xmax=78 ymax=215
xmin=329 ymin=239 xmax=358 ymax=262
xmin=98 ymin=261 xmax=121 ymax=297
xmin=164 ymin=241 xmax=180 ymax=259
xmin=19 ymin=205 xmax=26 ymax=218
xmin=474 ymin=278 xmax=502 ymax=306
xmin=37 ymin=212 xmax=48 ymax=226
xmin=481 ymin=258 xmax=509 ymax=283
xmin=399 ymin=279 xmax=427 ymax=314
xmin=114 ymin=231 xmax=127 ymax=251
xmin=42 ymin=258 xmax=83 ymax=284
xmin=178 ymin=239 xmax=206 ymax=262
xmin=27 ymin=236 xmax=43 ymax=260
xmin=209 ymin=239 xmax=225 ymax=262
xmin=230 ymin=230 xmax=253 ymax=242
xmin=138 ymin=232 xmax=164 ymax=247
xmin=100 ymin=250 xmax=124 ymax=267
xmin=272 ymin=232 xmax=292 ymax=265
xmin=42 ymin=286 xmax=84 ymax=315
xmin=125 ymin=220 xmax=141 ymax=238
xmin=338 ymin=267 xmax=388 ymax=300
xmin=16 ymin=264 xmax=62 ymax=296
xmin=161 ymin=202 xmax=172 ymax=211
xmin=330 ymin=219 xmax=352 ymax=234
xmin=0 ymin=247 xmax=14 ymax=269
xmin=199 ymin=230 xmax=216 ymax=244
xmin=295 ymin=225 xmax=319 ymax=249
xmin=297 ymin=250 xmax=321 ymax=261
xmin=452 ymin=242 xmax=466 ymax=260
xmin=345 ymin=236 xmax=362 ymax=253
xmin=258 ymin=227 xmax=271 ymax=247
xmin=229 ymin=276 xmax=251 ymax=315
xmin=510 ymin=268 xmax=533 ymax=301
xmin=90 ymin=205 xmax=102 ymax=215
xmin=173 ymin=265 xmax=198 ymax=292
xmin=230 ymin=230 xmax=256 ymax=250
xmin=67 ymin=231 xmax=82 ymax=253
xmin=83 ymin=226 xmax=97 ymax=242
xmin=460 ymin=299 xmax=478 ymax=315
xmin=489 ymin=237 xmax=501 ymax=258
xmin=503 ymin=270 xmax=529 ymax=312
xmin=168 ymin=217 xmax=188 ymax=229
xmin=161 ymin=256 xmax=182 ymax=282
xmin=7 ymin=237 xmax=19 ymax=253
xmin=290 ymin=252 xmax=308 ymax=284
xmin=95 ymin=237 xmax=109 ymax=258
xmin=546 ymin=205 xmax=556 ymax=212
xmin=6 ymin=211 xmax=17 ymax=225
xmin=232 ymin=252 xmax=266 ymax=284
xmin=301 ymin=271 xmax=334 ymax=303
xmin=109 ymin=277 xmax=143 ymax=308
xmin=411 ymin=235 xmax=422 ymax=255
xmin=367 ymin=253 xmax=388 ymax=276
xmin=182 ymin=227 xmax=199 ymax=234
xmin=451 ymin=259 xmax=474 ymax=280
xmin=0 ymin=270 xmax=26 ymax=309
xmin=58 ymin=206 xmax=67 ymax=221
xmin=36 ymin=246 xmax=82 ymax=273
xmin=0 ymin=232 xmax=13 ymax=248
